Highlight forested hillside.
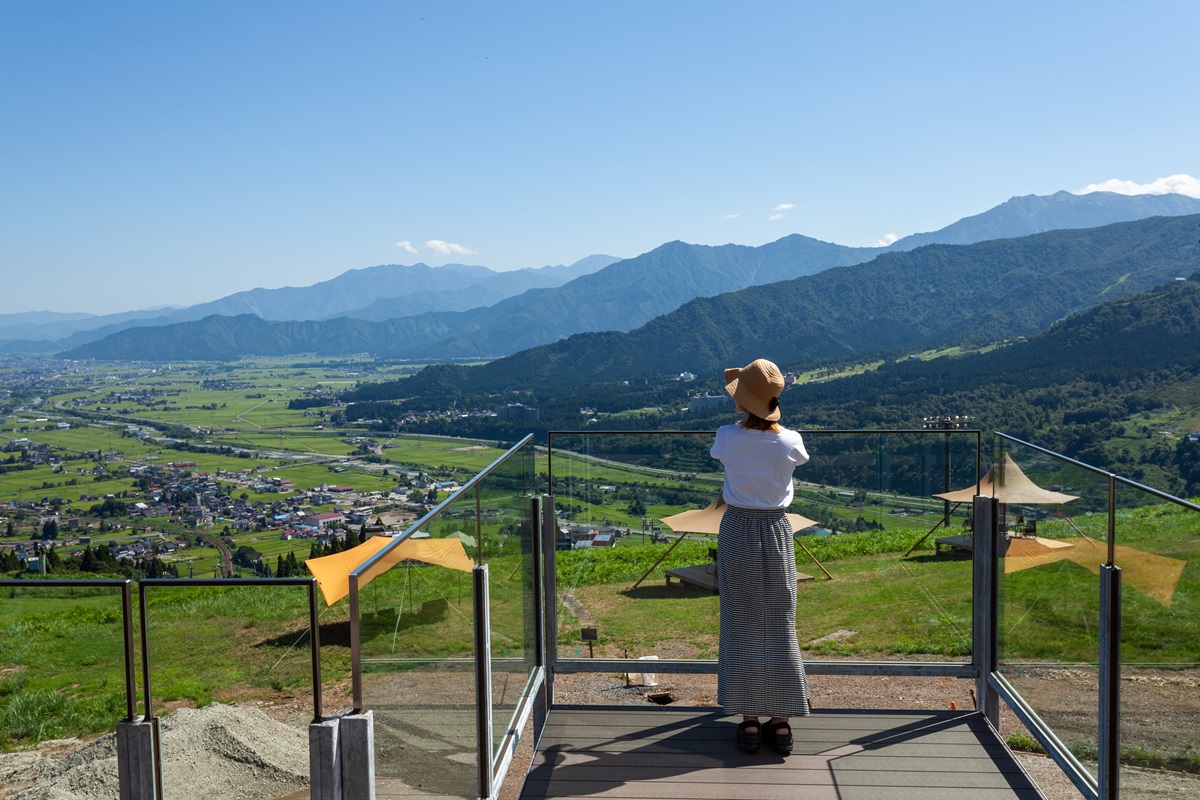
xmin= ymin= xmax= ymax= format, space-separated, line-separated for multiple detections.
xmin=361 ymin=214 xmax=1200 ymax=396
xmin=338 ymin=274 xmax=1200 ymax=496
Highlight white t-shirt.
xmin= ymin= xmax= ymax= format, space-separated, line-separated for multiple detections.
xmin=710 ymin=424 xmax=810 ymax=509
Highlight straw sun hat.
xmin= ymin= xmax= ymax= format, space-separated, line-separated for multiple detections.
xmin=723 ymin=358 xmax=784 ymax=421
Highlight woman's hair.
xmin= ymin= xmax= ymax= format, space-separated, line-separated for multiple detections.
xmin=739 ymin=411 xmax=780 ymax=432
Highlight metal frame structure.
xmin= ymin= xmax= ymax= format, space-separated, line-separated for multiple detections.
xmin=0 ymin=579 xmax=138 ymax=721
xmin=138 ymin=577 xmax=323 ymax=800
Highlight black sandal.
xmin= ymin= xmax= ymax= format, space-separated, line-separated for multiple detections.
xmin=764 ymin=719 xmax=793 ymax=755
xmin=736 ymin=719 xmax=761 ymax=753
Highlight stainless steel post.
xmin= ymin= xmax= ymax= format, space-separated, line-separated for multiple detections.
xmin=972 ymin=494 xmax=1000 ymax=728
xmin=541 ymin=493 xmax=558 ymax=708
xmin=1098 ymin=564 xmax=1122 ymax=800
xmin=138 ymin=582 xmax=153 ymax=721
xmin=350 ymin=572 xmax=363 ymax=714
xmin=121 ymin=580 xmax=137 ymax=721
xmin=1098 ymin=474 xmax=1121 ymax=800
xmin=531 ymin=496 xmax=548 ymax=740
xmin=308 ymin=580 xmax=323 ymax=723
xmin=474 ymin=565 xmax=494 ymax=800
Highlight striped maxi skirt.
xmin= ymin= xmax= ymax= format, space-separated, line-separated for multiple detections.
xmin=717 ymin=505 xmax=811 ymax=718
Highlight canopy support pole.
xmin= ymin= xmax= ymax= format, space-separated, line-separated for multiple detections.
xmin=631 ymin=533 xmax=690 ymax=590
xmin=904 ymin=502 xmax=962 ymax=557
xmin=797 ymin=539 xmax=834 ymax=580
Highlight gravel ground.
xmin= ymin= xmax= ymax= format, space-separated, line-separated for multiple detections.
xmin=0 ymin=704 xmax=309 ymax=800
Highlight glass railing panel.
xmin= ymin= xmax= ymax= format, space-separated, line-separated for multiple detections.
xmin=1113 ymin=480 xmax=1200 ymax=793
xmin=358 ymin=493 xmax=479 ymax=799
xmin=477 ymin=439 xmax=538 ymax=766
xmin=548 ymin=431 xmax=978 ymax=665
xmin=143 ymin=582 xmax=316 ymax=799
xmin=548 ymin=432 xmax=725 ymax=663
xmin=798 ymin=431 xmax=977 ymax=663
xmin=994 ymin=438 xmax=1110 ymax=781
xmin=0 ymin=580 xmax=131 ymax=798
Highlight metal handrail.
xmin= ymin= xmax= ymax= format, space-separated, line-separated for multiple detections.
xmin=1113 ymin=473 xmax=1200 ymax=511
xmin=996 ymin=432 xmax=1117 ymax=478
xmin=0 ymin=578 xmax=138 ymax=721
xmin=547 ymin=427 xmax=982 ymax=488
xmin=349 ymin=433 xmax=535 ymax=580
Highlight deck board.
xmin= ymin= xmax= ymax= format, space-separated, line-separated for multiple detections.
xmin=519 ymin=706 xmax=1044 ymax=800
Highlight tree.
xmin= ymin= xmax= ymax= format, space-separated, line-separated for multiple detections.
xmin=4 ymin=519 xmax=13 ymax=538
xmin=233 ymin=545 xmax=261 ymax=569
xmin=41 ymin=520 xmax=59 ymax=540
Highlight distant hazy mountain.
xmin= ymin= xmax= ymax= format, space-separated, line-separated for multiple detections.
xmin=56 ymin=236 xmax=886 ymax=360
xmin=44 ymin=190 xmax=1200 ymax=360
xmin=3 ymin=255 xmax=616 ymax=349
xmin=327 ymin=255 xmax=620 ymax=321
xmin=891 ymin=190 xmax=1200 ymax=250
xmin=0 ymin=308 xmax=177 ymax=343
xmin=163 ymin=255 xmax=619 ymax=323
xmin=379 ymin=214 xmax=1200 ymax=393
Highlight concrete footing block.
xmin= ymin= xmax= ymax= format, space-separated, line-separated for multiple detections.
xmin=339 ymin=711 xmax=375 ymax=800
xmin=116 ymin=717 xmax=157 ymax=800
xmin=310 ymin=717 xmax=342 ymax=800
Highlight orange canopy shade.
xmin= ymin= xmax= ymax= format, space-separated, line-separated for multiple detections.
xmin=305 ymin=535 xmax=474 ymax=606
xmin=660 ymin=497 xmax=817 ymax=535
xmin=934 ymin=453 xmax=1079 ymax=505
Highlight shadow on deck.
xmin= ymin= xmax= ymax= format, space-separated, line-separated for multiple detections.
xmin=521 ymin=705 xmax=1044 ymax=800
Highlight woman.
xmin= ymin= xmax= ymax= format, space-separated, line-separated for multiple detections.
xmin=710 ymin=358 xmax=811 ymax=755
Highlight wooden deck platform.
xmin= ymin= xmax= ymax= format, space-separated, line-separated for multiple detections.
xmin=521 ymin=705 xmax=1044 ymax=800
xmin=935 ymin=534 xmax=1077 ymax=559
xmin=936 ymin=534 xmax=974 ymax=555
xmin=664 ymin=564 xmax=813 ymax=592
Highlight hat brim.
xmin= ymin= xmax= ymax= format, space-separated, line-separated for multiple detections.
xmin=724 ymin=367 xmax=781 ymax=421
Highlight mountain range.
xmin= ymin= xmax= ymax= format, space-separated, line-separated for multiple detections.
xmin=362 ymin=213 xmax=1200 ymax=397
xmin=22 ymin=189 xmax=1200 ymax=360
xmin=0 ymin=255 xmax=619 ymax=347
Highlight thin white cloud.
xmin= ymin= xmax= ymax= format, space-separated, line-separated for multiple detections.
xmin=425 ymin=239 xmax=477 ymax=257
xmin=769 ymin=202 xmax=796 ymax=221
xmin=1077 ymin=173 xmax=1200 ymax=199
xmin=874 ymin=233 xmax=900 ymax=247
xmin=395 ymin=240 xmax=418 ymax=254
xmin=719 ymin=213 xmax=741 ymax=220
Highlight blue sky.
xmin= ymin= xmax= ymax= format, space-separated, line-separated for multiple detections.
xmin=3 ymin=1 xmax=1198 ymax=315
